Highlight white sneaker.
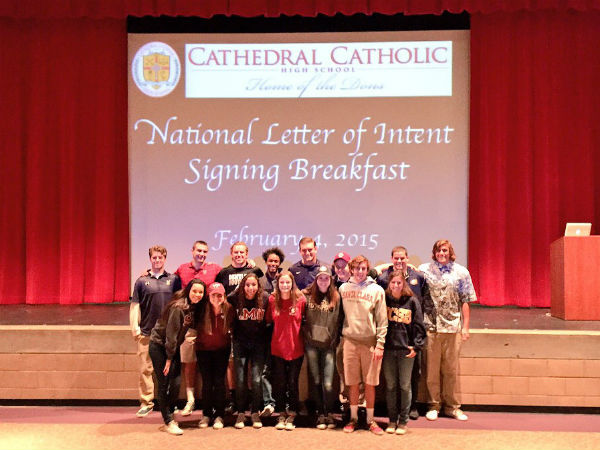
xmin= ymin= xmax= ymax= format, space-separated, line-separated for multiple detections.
xmin=213 ymin=417 xmax=224 ymax=429
xmin=136 ymin=406 xmax=153 ymax=418
xmin=260 ymin=404 xmax=275 ymax=417
xmin=316 ymin=414 xmax=327 ymax=430
xmin=180 ymin=400 xmax=194 ymax=416
xmin=275 ymin=415 xmax=286 ymax=430
xmin=425 ymin=410 xmax=439 ymax=421
xmin=385 ymin=424 xmax=396 ymax=434
xmin=449 ymin=409 xmax=468 ymax=421
xmin=326 ymin=413 xmax=336 ymax=429
xmin=285 ymin=415 xmax=296 ymax=431
xmin=234 ymin=413 xmax=246 ymax=429
xmin=251 ymin=412 xmax=263 ymax=429
xmin=198 ymin=416 xmax=210 ymax=428
xmin=164 ymin=420 xmax=183 ymax=435
xmin=395 ymin=424 xmax=407 ymax=435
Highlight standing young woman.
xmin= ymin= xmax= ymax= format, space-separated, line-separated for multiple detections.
xmin=228 ymin=272 xmax=270 ymax=429
xmin=302 ymin=265 xmax=341 ymax=429
xmin=268 ymin=271 xmax=307 ymax=431
xmin=382 ymin=271 xmax=426 ymax=435
xmin=195 ymin=282 xmax=234 ymax=430
xmin=148 ymin=279 xmax=206 ymax=435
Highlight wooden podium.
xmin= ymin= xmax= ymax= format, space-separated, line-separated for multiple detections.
xmin=550 ymin=236 xmax=600 ymax=320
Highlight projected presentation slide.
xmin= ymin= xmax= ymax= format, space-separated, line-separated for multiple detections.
xmin=128 ymin=30 xmax=469 ymax=283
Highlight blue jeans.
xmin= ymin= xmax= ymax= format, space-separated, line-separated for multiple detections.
xmin=233 ymin=340 xmax=265 ymax=413
xmin=148 ymin=341 xmax=181 ymax=425
xmin=382 ymin=350 xmax=415 ymax=424
xmin=305 ymin=343 xmax=336 ymax=414
xmin=262 ymin=351 xmax=275 ymax=408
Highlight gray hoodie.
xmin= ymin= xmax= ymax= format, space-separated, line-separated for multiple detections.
xmin=339 ymin=277 xmax=388 ymax=349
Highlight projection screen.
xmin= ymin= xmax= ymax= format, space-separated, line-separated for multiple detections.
xmin=128 ymin=30 xmax=469 ymax=283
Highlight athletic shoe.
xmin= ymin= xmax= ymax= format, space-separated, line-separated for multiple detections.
xmin=164 ymin=420 xmax=183 ymax=435
xmin=225 ymin=400 xmax=236 ymax=415
xmin=326 ymin=413 xmax=336 ymax=429
xmin=260 ymin=404 xmax=275 ymax=417
xmin=213 ymin=416 xmax=224 ymax=429
xmin=198 ymin=416 xmax=210 ymax=428
xmin=234 ymin=412 xmax=246 ymax=429
xmin=136 ymin=406 xmax=153 ymax=418
xmin=275 ymin=415 xmax=286 ymax=430
xmin=425 ymin=409 xmax=439 ymax=421
xmin=409 ymin=408 xmax=419 ymax=420
xmin=285 ymin=414 xmax=296 ymax=431
xmin=316 ymin=414 xmax=327 ymax=430
xmin=251 ymin=412 xmax=263 ymax=429
xmin=396 ymin=423 xmax=407 ymax=435
xmin=368 ymin=421 xmax=384 ymax=436
xmin=180 ymin=400 xmax=194 ymax=416
xmin=385 ymin=423 xmax=396 ymax=434
xmin=343 ymin=419 xmax=356 ymax=433
xmin=449 ymin=409 xmax=468 ymax=421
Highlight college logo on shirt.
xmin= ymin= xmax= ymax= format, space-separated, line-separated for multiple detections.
xmin=388 ymin=307 xmax=412 ymax=324
xmin=239 ymin=308 xmax=264 ymax=321
xmin=229 ymin=273 xmax=245 ymax=287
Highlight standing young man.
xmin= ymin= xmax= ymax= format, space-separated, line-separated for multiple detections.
xmin=377 ymin=246 xmax=429 ymax=419
xmin=174 ymin=240 xmax=222 ymax=416
xmin=130 ymin=245 xmax=181 ymax=418
xmin=339 ymin=255 xmax=388 ymax=435
xmin=259 ymin=247 xmax=285 ymax=294
xmin=418 ymin=239 xmax=476 ymax=422
xmin=290 ymin=237 xmax=327 ymax=290
xmin=216 ymin=241 xmax=263 ymax=295
xmin=332 ymin=251 xmax=351 ymax=288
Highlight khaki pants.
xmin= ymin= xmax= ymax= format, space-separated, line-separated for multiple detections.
xmin=137 ymin=335 xmax=154 ymax=408
xmin=425 ymin=331 xmax=461 ymax=412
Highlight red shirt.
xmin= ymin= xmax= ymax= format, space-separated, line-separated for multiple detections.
xmin=175 ymin=261 xmax=221 ymax=287
xmin=268 ymin=294 xmax=306 ymax=361
xmin=196 ymin=308 xmax=231 ymax=351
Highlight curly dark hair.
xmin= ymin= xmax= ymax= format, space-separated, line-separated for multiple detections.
xmin=262 ymin=246 xmax=285 ymax=264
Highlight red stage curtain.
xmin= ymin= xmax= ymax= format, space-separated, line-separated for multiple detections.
xmin=1 ymin=0 xmax=599 ymax=18
xmin=469 ymin=10 xmax=600 ymax=306
xmin=0 ymin=18 xmax=130 ymax=304
xmin=1 ymin=4 xmax=599 ymax=306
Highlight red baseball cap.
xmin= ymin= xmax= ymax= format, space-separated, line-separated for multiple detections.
xmin=333 ymin=251 xmax=350 ymax=263
xmin=207 ymin=282 xmax=225 ymax=295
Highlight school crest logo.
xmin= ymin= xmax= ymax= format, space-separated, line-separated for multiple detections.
xmin=132 ymin=42 xmax=180 ymax=97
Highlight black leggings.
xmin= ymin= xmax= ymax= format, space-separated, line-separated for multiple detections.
xmin=271 ymin=355 xmax=304 ymax=414
xmin=196 ymin=347 xmax=230 ymax=417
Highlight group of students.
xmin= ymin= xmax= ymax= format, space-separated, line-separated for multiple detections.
xmin=130 ymin=237 xmax=477 ymax=436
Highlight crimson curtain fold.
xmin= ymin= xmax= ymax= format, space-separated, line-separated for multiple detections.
xmin=1 ymin=0 xmax=599 ymax=18
xmin=469 ymin=11 xmax=600 ymax=306
xmin=0 ymin=18 xmax=130 ymax=304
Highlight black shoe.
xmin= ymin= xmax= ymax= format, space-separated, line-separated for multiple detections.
xmin=225 ymin=401 xmax=236 ymax=415
xmin=409 ymin=408 xmax=419 ymax=420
